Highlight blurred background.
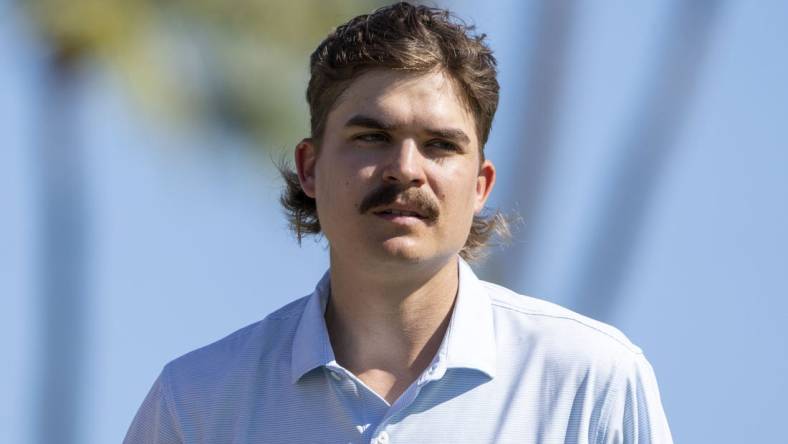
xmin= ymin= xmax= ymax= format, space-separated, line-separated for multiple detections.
xmin=2 ymin=0 xmax=786 ymax=442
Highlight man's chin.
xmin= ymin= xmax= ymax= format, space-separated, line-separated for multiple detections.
xmin=375 ymin=238 xmax=430 ymax=263
xmin=374 ymin=239 xmax=458 ymax=269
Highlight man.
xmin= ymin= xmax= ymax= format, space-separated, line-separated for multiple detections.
xmin=125 ymin=3 xmax=672 ymax=443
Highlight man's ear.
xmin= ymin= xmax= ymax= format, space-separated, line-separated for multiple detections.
xmin=295 ymin=138 xmax=318 ymax=198
xmin=474 ymin=159 xmax=496 ymax=213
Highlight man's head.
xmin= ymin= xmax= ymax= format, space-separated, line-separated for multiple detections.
xmin=281 ymin=2 xmax=509 ymax=262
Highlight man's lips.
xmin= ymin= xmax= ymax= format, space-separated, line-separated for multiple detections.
xmin=371 ymin=205 xmax=436 ymax=225
xmin=373 ymin=211 xmax=428 ymax=225
xmin=372 ymin=208 xmax=427 ymax=219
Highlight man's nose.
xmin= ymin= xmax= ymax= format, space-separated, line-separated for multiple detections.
xmin=382 ymin=139 xmax=426 ymax=186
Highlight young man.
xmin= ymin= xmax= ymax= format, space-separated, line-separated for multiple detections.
xmin=125 ymin=3 xmax=672 ymax=443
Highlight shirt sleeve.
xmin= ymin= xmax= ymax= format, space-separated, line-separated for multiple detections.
xmin=124 ymin=368 xmax=183 ymax=444
xmin=597 ymin=352 xmax=673 ymax=444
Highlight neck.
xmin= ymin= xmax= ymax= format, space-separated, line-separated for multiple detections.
xmin=325 ymin=251 xmax=459 ymax=404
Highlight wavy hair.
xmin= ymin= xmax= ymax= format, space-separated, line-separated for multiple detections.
xmin=280 ymin=2 xmax=512 ymax=261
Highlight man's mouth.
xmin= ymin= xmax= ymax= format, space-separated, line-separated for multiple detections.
xmin=371 ymin=206 xmax=433 ymax=224
xmin=373 ymin=209 xmax=426 ymax=218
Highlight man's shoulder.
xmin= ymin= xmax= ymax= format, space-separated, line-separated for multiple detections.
xmin=477 ymin=280 xmax=671 ymax=443
xmin=480 ymin=280 xmax=643 ymax=361
xmin=161 ymin=294 xmax=311 ymax=387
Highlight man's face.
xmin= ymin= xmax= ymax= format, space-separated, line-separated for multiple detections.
xmin=296 ymin=69 xmax=495 ymax=268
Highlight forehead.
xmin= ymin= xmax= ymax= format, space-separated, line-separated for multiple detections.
xmin=326 ymin=69 xmax=478 ymax=143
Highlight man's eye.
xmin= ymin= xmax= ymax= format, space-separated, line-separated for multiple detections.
xmin=354 ymin=133 xmax=388 ymax=143
xmin=427 ymin=140 xmax=459 ymax=152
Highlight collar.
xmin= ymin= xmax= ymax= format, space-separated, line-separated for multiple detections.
xmin=290 ymin=270 xmax=335 ymax=384
xmin=435 ymin=258 xmax=497 ymax=380
xmin=290 ymin=257 xmax=497 ymax=384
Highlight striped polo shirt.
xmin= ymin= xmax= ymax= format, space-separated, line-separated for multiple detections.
xmin=125 ymin=258 xmax=672 ymax=443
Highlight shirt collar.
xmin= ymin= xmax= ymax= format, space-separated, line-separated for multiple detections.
xmin=437 ymin=257 xmax=497 ymax=380
xmin=290 ymin=257 xmax=497 ymax=384
xmin=290 ymin=270 xmax=335 ymax=384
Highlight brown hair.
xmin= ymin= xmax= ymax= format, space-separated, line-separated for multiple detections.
xmin=280 ymin=1 xmax=510 ymax=261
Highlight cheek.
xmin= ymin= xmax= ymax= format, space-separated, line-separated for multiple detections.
xmin=437 ymin=169 xmax=480 ymax=211
xmin=315 ymin=163 xmax=371 ymax=214
xmin=346 ymin=179 xmax=360 ymax=213
xmin=434 ymin=172 xmax=478 ymax=234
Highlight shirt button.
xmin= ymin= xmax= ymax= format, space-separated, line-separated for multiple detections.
xmin=376 ymin=431 xmax=389 ymax=444
xmin=329 ymin=371 xmax=342 ymax=381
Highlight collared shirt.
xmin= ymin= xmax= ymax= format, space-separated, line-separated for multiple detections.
xmin=125 ymin=259 xmax=672 ymax=444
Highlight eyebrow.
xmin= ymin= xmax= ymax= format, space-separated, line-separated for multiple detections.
xmin=344 ymin=114 xmax=471 ymax=145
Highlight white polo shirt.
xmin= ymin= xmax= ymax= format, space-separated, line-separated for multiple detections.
xmin=125 ymin=258 xmax=672 ymax=443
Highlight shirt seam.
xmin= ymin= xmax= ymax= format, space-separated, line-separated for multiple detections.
xmin=490 ymin=300 xmax=643 ymax=354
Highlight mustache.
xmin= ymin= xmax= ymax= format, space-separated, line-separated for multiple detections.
xmin=358 ymin=183 xmax=440 ymax=220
